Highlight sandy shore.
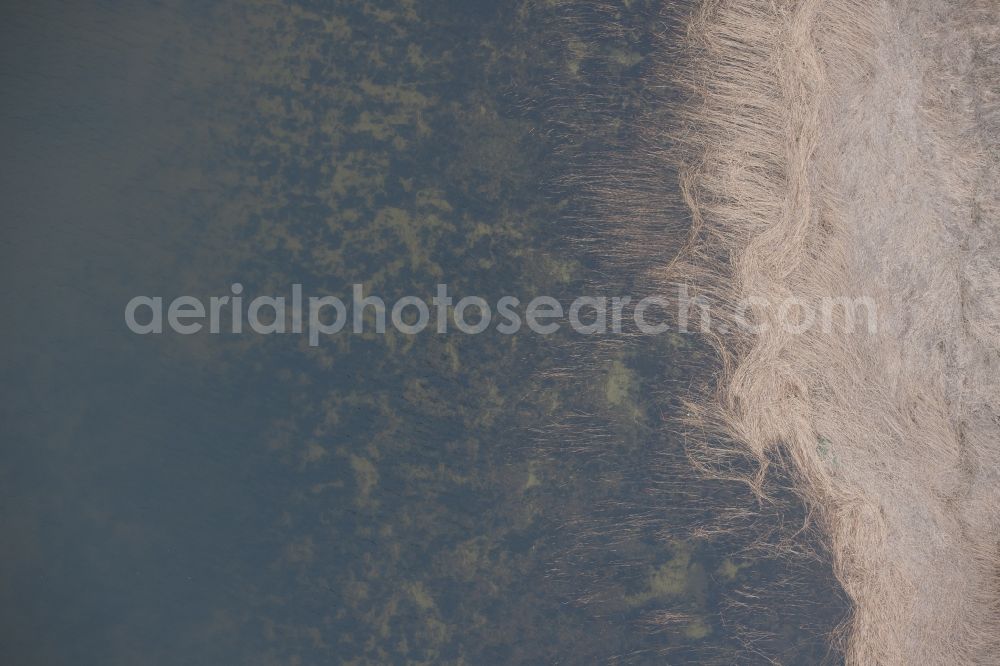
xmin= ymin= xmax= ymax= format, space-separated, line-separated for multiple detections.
xmin=645 ymin=0 xmax=999 ymax=662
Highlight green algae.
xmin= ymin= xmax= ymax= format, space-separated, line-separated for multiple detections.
xmin=84 ymin=1 xmax=839 ymax=663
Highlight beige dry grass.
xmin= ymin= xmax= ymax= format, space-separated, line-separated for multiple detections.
xmin=638 ymin=0 xmax=1000 ymax=662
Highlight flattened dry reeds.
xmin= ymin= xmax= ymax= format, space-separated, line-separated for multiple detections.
xmin=642 ymin=0 xmax=1000 ymax=662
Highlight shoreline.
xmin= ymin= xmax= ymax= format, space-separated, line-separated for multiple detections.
xmin=661 ymin=0 xmax=1000 ymax=662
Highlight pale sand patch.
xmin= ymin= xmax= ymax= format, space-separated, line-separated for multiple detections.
xmin=660 ymin=0 xmax=999 ymax=662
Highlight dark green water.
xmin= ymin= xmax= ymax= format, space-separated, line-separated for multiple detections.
xmin=1 ymin=1 xmax=843 ymax=664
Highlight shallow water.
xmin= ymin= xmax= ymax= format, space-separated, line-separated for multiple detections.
xmin=1 ymin=1 xmax=843 ymax=663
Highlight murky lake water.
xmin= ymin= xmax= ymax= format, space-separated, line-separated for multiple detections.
xmin=1 ymin=2 xmax=844 ymax=663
